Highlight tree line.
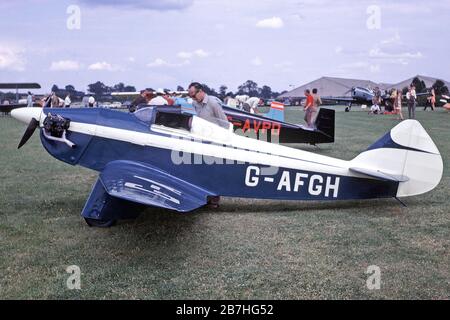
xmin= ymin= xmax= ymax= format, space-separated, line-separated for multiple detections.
xmin=49 ymin=80 xmax=286 ymax=100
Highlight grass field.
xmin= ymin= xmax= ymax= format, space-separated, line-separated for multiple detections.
xmin=0 ymin=106 xmax=448 ymax=299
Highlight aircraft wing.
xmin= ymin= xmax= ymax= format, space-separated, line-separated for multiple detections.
xmin=320 ymin=97 xmax=355 ymax=105
xmin=97 ymin=160 xmax=216 ymax=212
xmin=82 ymin=160 xmax=217 ymax=219
xmin=294 ymin=96 xmax=355 ymax=105
xmin=222 ymin=105 xmax=334 ymax=144
xmin=0 ymin=104 xmax=33 ymax=114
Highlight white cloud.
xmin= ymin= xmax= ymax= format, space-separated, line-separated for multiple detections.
xmin=274 ymin=61 xmax=293 ymax=68
xmin=50 ymin=60 xmax=80 ymax=71
xmin=335 ymin=46 xmax=343 ymax=54
xmin=0 ymin=45 xmax=25 ymax=71
xmin=256 ymin=17 xmax=284 ymax=29
xmin=369 ymin=47 xmax=422 ymax=65
xmin=251 ymin=56 xmax=263 ymax=66
xmin=381 ymin=32 xmax=402 ymax=45
xmin=337 ymin=61 xmax=381 ymax=74
xmin=88 ymin=61 xmax=122 ymax=71
xmin=177 ymin=49 xmax=210 ymax=59
xmin=147 ymin=58 xmax=190 ymax=68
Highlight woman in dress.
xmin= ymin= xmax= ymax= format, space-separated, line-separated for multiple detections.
xmin=395 ymin=88 xmax=403 ymax=120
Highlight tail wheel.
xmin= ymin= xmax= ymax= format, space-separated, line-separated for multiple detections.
xmin=84 ymin=218 xmax=116 ymax=228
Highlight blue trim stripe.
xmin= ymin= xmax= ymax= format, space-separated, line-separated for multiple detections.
xmin=366 ymin=132 xmax=431 ymax=154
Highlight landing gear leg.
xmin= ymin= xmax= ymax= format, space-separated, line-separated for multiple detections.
xmin=81 ymin=178 xmax=145 ymax=228
xmin=393 ymin=197 xmax=407 ymax=207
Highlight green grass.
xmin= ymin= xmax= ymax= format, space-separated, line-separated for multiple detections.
xmin=0 ymin=107 xmax=449 ymax=299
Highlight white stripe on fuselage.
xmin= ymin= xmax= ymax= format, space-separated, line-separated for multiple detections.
xmin=67 ymin=117 xmax=354 ymax=177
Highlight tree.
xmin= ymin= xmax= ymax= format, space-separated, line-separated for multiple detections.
xmin=87 ymin=81 xmax=109 ymax=97
xmin=402 ymin=87 xmax=409 ymax=95
xmin=112 ymin=83 xmax=125 ymax=92
xmin=260 ymin=85 xmax=272 ymax=99
xmin=237 ymin=80 xmax=260 ymax=96
xmin=411 ymin=77 xmax=426 ymax=93
xmin=177 ymin=85 xmax=185 ymax=92
xmin=51 ymin=84 xmax=59 ymax=93
xmin=65 ymin=85 xmax=75 ymax=93
xmin=201 ymin=83 xmax=218 ymax=96
xmin=219 ymin=85 xmax=228 ymax=97
xmin=432 ymin=80 xmax=449 ymax=95
xmin=123 ymin=85 xmax=136 ymax=92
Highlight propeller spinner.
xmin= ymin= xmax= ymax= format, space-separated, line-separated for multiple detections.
xmin=11 ymin=108 xmax=43 ymax=149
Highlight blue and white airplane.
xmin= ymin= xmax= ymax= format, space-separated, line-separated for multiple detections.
xmin=12 ymin=106 xmax=443 ymax=227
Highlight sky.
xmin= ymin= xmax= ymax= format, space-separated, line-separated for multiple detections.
xmin=0 ymin=0 xmax=449 ymax=94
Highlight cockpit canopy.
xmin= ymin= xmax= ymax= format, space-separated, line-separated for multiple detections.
xmin=134 ymin=106 xmax=192 ymax=131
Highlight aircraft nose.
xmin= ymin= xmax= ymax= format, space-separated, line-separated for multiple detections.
xmin=11 ymin=107 xmax=43 ymax=124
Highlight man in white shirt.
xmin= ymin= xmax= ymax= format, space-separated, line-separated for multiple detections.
xmin=88 ymin=95 xmax=95 ymax=107
xmin=235 ymin=95 xmax=249 ymax=109
xmin=149 ymin=89 xmax=168 ymax=106
xmin=244 ymin=97 xmax=263 ymax=114
xmin=64 ymin=94 xmax=71 ymax=108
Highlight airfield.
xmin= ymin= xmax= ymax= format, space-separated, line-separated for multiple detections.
xmin=0 ymin=106 xmax=448 ymax=299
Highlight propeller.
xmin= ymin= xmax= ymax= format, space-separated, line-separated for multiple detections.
xmin=18 ymin=118 xmax=40 ymax=149
xmin=343 ymin=87 xmax=355 ymax=95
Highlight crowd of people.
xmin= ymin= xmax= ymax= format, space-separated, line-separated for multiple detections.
xmin=17 ymin=81 xmax=447 ymax=128
xmin=368 ymin=84 xmax=437 ymax=120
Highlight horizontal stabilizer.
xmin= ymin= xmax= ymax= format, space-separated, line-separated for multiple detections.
xmin=349 ymin=167 xmax=409 ymax=182
xmin=351 ymin=120 xmax=443 ymax=197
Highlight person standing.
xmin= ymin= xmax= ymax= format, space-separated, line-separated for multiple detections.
xmin=64 ymin=94 xmax=71 ymax=108
xmin=26 ymin=91 xmax=33 ymax=108
xmin=188 ymin=82 xmax=229 ymax=129
xmin=425 ymin=88 xmax=436 ymax=111
xmin=88 ymin=95 xmax=96 ymax=108
xmin=406 ymin=85 xmax=417 ymax=119
xmin=310 ymin=88 xmax=322 ymax=128
xmin=50 ymin=92 xmax=60 ymax=108
xmin=188 ymin=82 xmax=230 ymax=209
xmin=303 ymin=89 xmax=314 ymax=128
xmin=395 ymin=89 xmax=403 ymax=120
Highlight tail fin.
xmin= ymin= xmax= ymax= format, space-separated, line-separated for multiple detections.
xmin=264 ymin=101 xmax=285 ymax=122
xmin=350 ymin=120 xmax=443 ymax=197
xmin=315 ymin=108 xmax=335 ymax=141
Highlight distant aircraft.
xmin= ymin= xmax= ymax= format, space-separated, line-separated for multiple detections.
xmin=319 ymin=87 xmax=430 ymax=110
xmin=440 ymin=95 xmax=450 ymax=111
xmin=0 ymin=83 xmax=41 ymax=114
xmin=12 ymin=107 xmax=443 ymax=227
